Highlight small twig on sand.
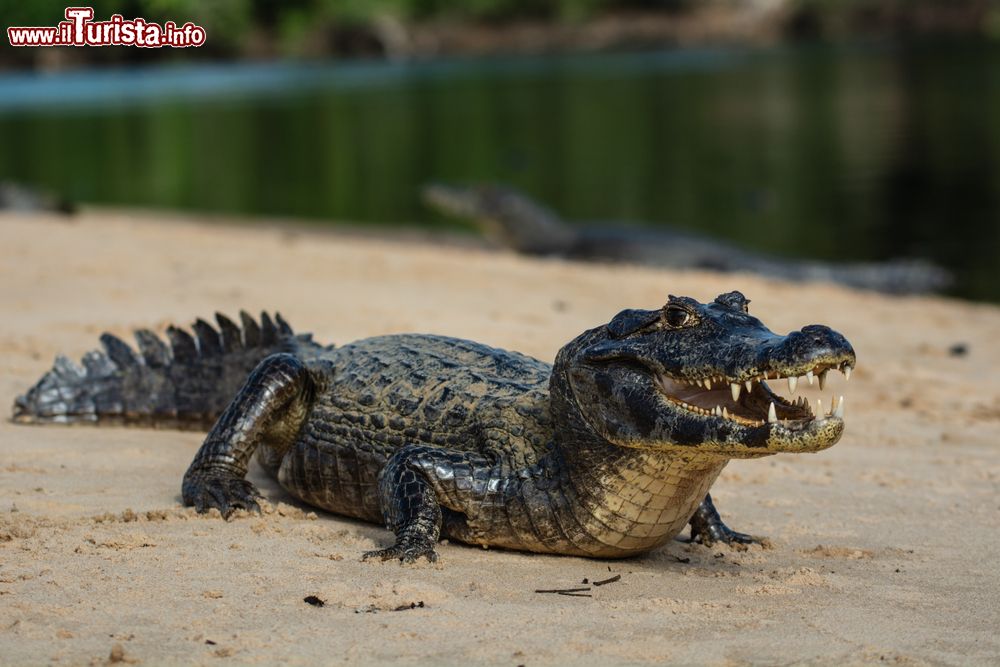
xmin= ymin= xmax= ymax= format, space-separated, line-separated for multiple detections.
xmin=592 ymin=574 xmax=621 ymax=586
xmin=535 ymin=587 xmax=591 ymax=595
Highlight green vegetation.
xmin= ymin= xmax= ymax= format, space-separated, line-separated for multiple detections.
xmin=0 ymin=0 xmax=692 ymax=60
xmin=0 ymin=0 xmax=690 ymax=25
xmin=3 ymin=1 xmax=999 ymax=61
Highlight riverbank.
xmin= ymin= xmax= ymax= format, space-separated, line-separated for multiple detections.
xmin=1 ymin=210 xmax=998 ymax=665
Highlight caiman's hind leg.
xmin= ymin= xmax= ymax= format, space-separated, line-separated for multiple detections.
xmin=182 ymin=353 xmax=314 ymax=518
xmin=363 ymin=445 xmax=494 ymax=564
xmin=688 ymin=493 xmax=762 ymax=546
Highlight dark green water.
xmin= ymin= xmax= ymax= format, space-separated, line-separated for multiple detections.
xmin=1 ymin=42 xmax=998 ymax=301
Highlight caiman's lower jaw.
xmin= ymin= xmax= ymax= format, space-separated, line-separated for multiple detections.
xmin=653 ymin=361 xmax=853 ymax=430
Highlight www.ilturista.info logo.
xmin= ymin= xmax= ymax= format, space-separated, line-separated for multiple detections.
xmin=7 ymin=7 xmax=206 ymax=48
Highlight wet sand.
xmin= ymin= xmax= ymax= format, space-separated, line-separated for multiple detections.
xmin=1 ymin=210 xmax=998 ymax=665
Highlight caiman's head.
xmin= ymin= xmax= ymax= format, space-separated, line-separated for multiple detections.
xmin=551 ymin=291 xmax=856 ymax=458
xmin=421 ymin=182 xmax=575 ymax=254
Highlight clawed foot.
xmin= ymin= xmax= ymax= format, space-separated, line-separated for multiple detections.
xmin=362 ymin=536 xmax=438 ymax=564
xmin=182 ymin=472 xmax=262 ymax=519
xmin=688 ymin=494 xmax=770 ymax=549
xmin=690 ymin=523 xmax=765 ymax=548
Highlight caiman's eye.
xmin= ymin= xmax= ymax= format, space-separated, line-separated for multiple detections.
xmin=742 ymin=302 xmax=750 ymax=314
xmin=664 ymin=306 xmax=692 ymax=328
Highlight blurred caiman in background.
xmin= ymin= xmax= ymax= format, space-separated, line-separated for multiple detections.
xmin=423 ymin=183 xmax=952 ymax=295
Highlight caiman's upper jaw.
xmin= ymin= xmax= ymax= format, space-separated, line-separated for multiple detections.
xmin=653 ymin=357 xmax=854 ymax=429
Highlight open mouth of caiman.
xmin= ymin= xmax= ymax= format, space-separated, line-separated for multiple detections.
xmin=654 ymin=360 xmax=853 ymax=429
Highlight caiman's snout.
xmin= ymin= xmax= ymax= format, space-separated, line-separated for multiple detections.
xmin=795 ymin=325 xmax=853 ymax=358
xmin=762 ymin=325 xmax=856 ymax=381
xmin=798 ymin=324 xmax=843 ymax=346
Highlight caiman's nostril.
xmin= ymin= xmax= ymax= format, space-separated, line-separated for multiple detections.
xmin=801 ymin=325 xmax=834 ymax=344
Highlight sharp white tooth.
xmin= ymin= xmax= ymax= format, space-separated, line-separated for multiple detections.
xmin=830 ymin=396 xmax=836 ymax=414
xmin=731 ymin=383 xmax=741 ymax=401
xmin=817 ymin=399 xmax=823 ymax=417
xmin=745 ymin=380 xmax=753 ymax=392
xmin=723 ymin=407 xmax=730 ymax=419
xmin=716 ymin=406 xmax=723 ymax=416
xmin=806 ymin=370 xmax=814 ymax=385
xmin=705 ymin=378 xmax=712 ymax=390
xmin=834 ymin=395 xmax=845 ymax=418
xmin=767 ymin=402 xmax=777 ymax=424
xmin=844 ymin=367 xmax=851 ymax=382
xmin=818 ymin=370 xmax=828 ymax=391
xmin=788 ymin=376 xmax=797 ymax=393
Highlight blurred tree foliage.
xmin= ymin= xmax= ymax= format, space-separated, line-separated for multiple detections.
xmin=0 ymin=0 xmax=696 ymax=58
xmin=1 ymin=0 xmax=997 ymax=59
xmin=0 ymin=0 xmax=695 ymax=28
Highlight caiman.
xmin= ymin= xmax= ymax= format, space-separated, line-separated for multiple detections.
xmin=423 ymin=183 xmax=951 ymax=296
xmin=13 ymin=292 xmax=854 ymax=562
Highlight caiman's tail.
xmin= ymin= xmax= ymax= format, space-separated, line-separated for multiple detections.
xmin=12 ymin=312 xmax=323 ymax=430
xmin=422 ymin=182 xmax=576 ymax=255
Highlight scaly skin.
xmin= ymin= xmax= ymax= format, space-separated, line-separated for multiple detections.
xmin=14 ymin=292 xmax=856 ymax=563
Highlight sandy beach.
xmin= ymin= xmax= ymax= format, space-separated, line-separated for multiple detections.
xmin=1 ymin=210 xmax=998 ymax=666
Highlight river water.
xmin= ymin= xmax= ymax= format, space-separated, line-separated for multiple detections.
xmin=1 ymin=41 xmax=997 ymax=301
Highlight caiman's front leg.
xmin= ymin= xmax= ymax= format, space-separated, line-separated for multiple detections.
xmin=363 ymin=446 xmax=494 ymax=564
xmin=688 ymin=493 xmax=761 ymax=546
xmin=182 ymin=353 xmax=313 ymax=517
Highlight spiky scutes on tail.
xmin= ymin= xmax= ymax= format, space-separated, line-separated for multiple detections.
xmin=12 ymin=312 xmax=325 ymax=430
